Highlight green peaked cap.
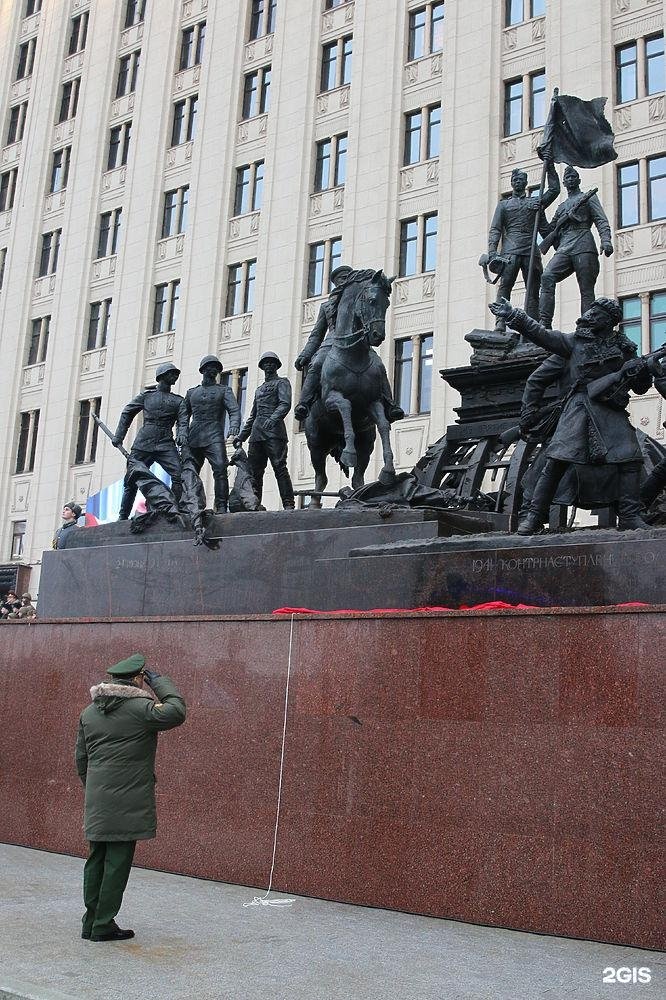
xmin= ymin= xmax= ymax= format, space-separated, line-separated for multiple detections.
xmin=107 ymin=653 xmax=146 ymax=677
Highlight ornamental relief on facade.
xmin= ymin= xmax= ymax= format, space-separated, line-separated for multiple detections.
xmin=63 ymin=51 xmax=85 ymax=77
xmin=21 ymin=12 xmax=40 ymax=36
xmin=219 ymin=314 xmax=252 ymax=343
xmin=54 ymin=119 xmax=76 ymax=145
xmin=81 ymin=348 xmax=107 ymax=377
xmin=120 ymin=22 xmax=143 ymax=52
xmin=617 ymin=231 xmax=634 ymax=257
xmin=651 ymin=224 xmax=666 ymax=249
xmin=1 ymin=142 xmax=21 ymax=168
xmin=102 ymin=165 xmax=127 ymax=191
xmin=21 ymin=363 xmax=45 ymax=389
xmin=10 ymin=76 xmax=31 ymax=102
xmin=11 ymin=480 xmax=31 ymax=514
xmin=321 ymin=0 xmax=354 ymax=37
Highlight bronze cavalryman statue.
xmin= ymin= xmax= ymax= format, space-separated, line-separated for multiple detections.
xmin=113 ymin=362 xmax=188 ymax=520
xmin=234 ymin=352 xmax=295 ymax=510
xmin=184 ymin=356 xmax=241 ymax=513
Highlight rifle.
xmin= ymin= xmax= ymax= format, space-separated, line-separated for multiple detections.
xmin=539 ymin=187 xmax=598 ymax=256
xmin=91 ymin=411 xmax=130 ymax=460
xmin=587 ymin=343 xmax=666 ymax=402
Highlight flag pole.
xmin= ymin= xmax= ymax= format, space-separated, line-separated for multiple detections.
xmin=523 ymin=87 xmax=559 ymax=314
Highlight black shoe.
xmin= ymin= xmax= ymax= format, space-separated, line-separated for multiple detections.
xmin=618 ymin=515 xmax=651 ymax=531
xmin=294 ymin=403 xmax=309 ymax=421
xmin=91 ymin=927 xmax=135 ymax=942
xmin=387 ymin=405 xmax=405 ymax=422
xmin=516 ymin=512 xmax=544 ymax=535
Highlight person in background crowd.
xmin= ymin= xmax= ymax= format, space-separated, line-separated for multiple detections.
xmin=53 ymin=501 xmax=82 ymax=549
xmin=15 ymin=593 xmax=37 ymax=619
xmin=2 ymin=590 xmax=21 ymax=615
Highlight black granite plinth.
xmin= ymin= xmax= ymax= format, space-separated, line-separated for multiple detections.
xmin=311 ymin=528 xmax=666 ymax=609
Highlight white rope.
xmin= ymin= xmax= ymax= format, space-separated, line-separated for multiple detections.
xmin=243 ymin=613 xmax=296 ymax=909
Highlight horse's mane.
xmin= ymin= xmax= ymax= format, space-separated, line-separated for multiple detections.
xmin=331 ymin=269 xmax=376 ymax=331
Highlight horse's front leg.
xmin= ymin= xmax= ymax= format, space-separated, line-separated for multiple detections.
xmin=369 ymin=400 xmax=396 ymax=485
xmin=325 ymin=390 xmax=356 ymax=469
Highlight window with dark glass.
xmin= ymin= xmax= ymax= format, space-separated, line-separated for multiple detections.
xmin=408 ymin=3 xmax=443 ymax=60
xmin=308 ymin=242 xmax=325 ymax=297
xmin=321 ymin=37 xmax=351 ymax=91
xmin=242 ymin=67 xmax=271 ymax=117
xmin=26 ymin=0 xmax=42 ymax=15
xmin=37 ymin=229 xmax=61 ymax=277
xmin=244 ymin=259 xmax=257 ymax=312
xmin=321 ymin=42 xmax=337 ymax=91
xmin=74 ymin=398 xmax=101 ymax=465
xmin=116 ymin=50 xmax=140 ymax=97
xmin=68 ymin=12 xmax=88 ymax=56
xmin=418 ymin=334 xmax=433 ymax=413
xmin=27 ymin=316 xmax=50 ymax=365
xmin=0 ymin=169 xmax=18 ymax=210
xmin=393 ymin=339 xmax=413 ymax=413
xmin=427 ymin=104 xmax=441 ymax=158
xmin=162 ymin=186 xmax=189 ymax=237
xmin=404 ymin=112 xmax=421 ymax=166
xmin=619 ymin=296 xmax=642 ymax=351
xmin=10 ymin=521 xmax=26 ymax=560
xmin=314 ymin=133 xmax=347 ymax=190
xmin=225 ymin=262 xmax=257 ymax=316
xmin=649 ymin=155 xmax=666 ymax=221
xmin=506 ymin=0 xmax=523 ymax=24
xmin=422 ymin=213 xmax=438 ymax=271
xmin=531 ymin=0 xmax=545 ymax=15
xmin=504 ymin=78 xmax=523 ymax=135
xmin=616 ymin=42 xmax=638 ymax=104
xmin=399 ymin=219 xmax=418 ymax=277
xmin=86 ymin=299 xmax=112 ymax=350
xmin=252 ymin=160 xmax=264 ymax=210
xmin=152 ymin=280 xmax=180 ymax=334
xmin=107 ymin=123 xmax=131 ymax=170
xmin=430 ymin=2 xmax=444 ymax=53
xmin=646 ymin=34 xmax=665 ymax=95
xmin=341 ymin=36 xmax=352 ymax=84
xmin=58 ymin=78 xmax=80 ymax=123
xmin=15 ymin=409 xmax=40 ymax=474
xmin=124 ymin=0 xmax=146 ymax=29
xmin=49 ymin=147 xmax=71 ymax=192
xmin=0 ymin=247 xmax=6 ymax=291
xmin=171 ymin=96 xmax=198 ymax=145
xmin=180 ymin=21 xmax=206 ymax=70
xmin=16 ymin=38 xmax=36 ymax=80
xmin=97 ymin=209 xmax=122 ymax=258
xmin=529 ymin=70 xmax=546 ymax=128
xmin=408 ymin=8 xmax=426 ymax=61
xmin=617 ymin=162 xmax=640 ymax=228
xmin=7 ymin=102 xmax=28 ymax=144
xmin=249 ymin=0 xmax=276 ymax=39
xmin=650 ymin=291 xmax=666 ymax=350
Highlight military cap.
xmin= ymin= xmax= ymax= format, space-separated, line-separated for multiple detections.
xmin=21 ymin=593 xmax=32 ymax=601
xmin=107 ymin=653 xmax=146 ymax=678
xmin=155 ymin=362 xmax=181 ymax=380
xmin=258 ymin=351 xmax=282 ymax=370
xmin=199 ymin=354 xmax=224 ymax=374
xmin=64 ymin=500 xmax=83 ymax=519
xmin=330 ymin=265 xmax=353 ymax=286
xmin=594 ymin=297 xmax=623 ymax=326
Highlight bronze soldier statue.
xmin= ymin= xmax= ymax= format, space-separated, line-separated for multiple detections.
xmin=490 ymin=296 xmax=652 ymax=534
xmin=233 ymin=352 xmax=295 ymax=510
xmin=113 ymin=362 xmax=188 ymax=521
xmin=483 ymin=160 xmax=560 ymax=333
xmin=641 ymin=359 xmax=666 ymax=509
xmin=539 ymin=165 xmax=613 ymax=328
xmin=293 ymin=264 xmax=403 ymax=422
xmin=184 ymin=356 xmax=241 ymax=513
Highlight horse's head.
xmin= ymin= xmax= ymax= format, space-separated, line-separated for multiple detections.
xmin=355 ymin=270 xmax=395 ymax=347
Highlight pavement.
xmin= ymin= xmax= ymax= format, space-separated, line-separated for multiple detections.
xmin=0 ymin=844 xmax=663 ymax=1000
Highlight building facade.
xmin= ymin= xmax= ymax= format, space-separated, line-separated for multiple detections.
xmin=0 ymin=0 xmax=664 ymax=592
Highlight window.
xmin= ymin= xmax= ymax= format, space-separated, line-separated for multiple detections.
xmin=393 ymin=339 xmax=413 ymax=413
xmin=220 ymin=368 xmax=249 ymax=426
xmin=399 ymin=214 xmax=437 ymax=276
xmin=161 ymin=186 xmax=189 ymax=237
xmin=418 ymin=334 xmax=433 ymax=412
xmin=74 ymin=398 xmax=101 ymax=465
xmin=504 ymin=78 xmax=523 ymax=136
xmin=306 ymin=237 xmax=342 ymax=297
xmin=57 ymin=78 xmax=80 ymax=123
xmin=25 ymin=0 xmax=42 ymax=15
xmin=0 ymin=247 xmax=6 ymax=291
xmin=15 ymin=410 xmax=40 ymax=474
xmin=650 ymin=291 xmax=666 ymax=350
xmin=249 ymin=0 xmax=276 ymax=40
xmin=152 ymin=280 xmax=180 ymax=335
xmin=180 ymin=21 xmax=206 ymax=70
xmin=321 ymin=36 xmax=352 ymax=91
xmin=7 ymin=102 xmax=28 ymax=145
xmin=97 ymin=209 xmax=122 ymax=258
xmin=107 ymin=123 xmax=131 ymax=170
xmin=49 ymin=147 xmax=71 ymax=192
xmin=37 ymin=229 xmax=61 ymax=277
xmin=403 ymin=104 xmax=441 ymax=164
xmin=27 ymin=316 xmax=50 ymax=365
xmin=506 ymin=0 xmax=545 ymax=25
xmin=233 ymin=162 xmax=264 ymax=215
xmin=16 ymin=38 xmax=36 ymax=80
xmin=616 ymin=43 xmax=638 ymax=104
xmin=314 ymin=133 xmax=347 ymax=190
xmin=646 ymin=35 xmax=665 ymax=96
xmin=86 ymin=299 xmax=112 ymax=350
xmin=226 ymin=260 xmax=257 ymax=315
xmin=619 ymin=296 xmax=642 ymax=350
xmin=648 ymin=155 xmax=666 ymax=221
xmin=529 ymin=70 xmax=546 ymax=128
xmin=0 ymin=168 xmax=18 ymax=210
xmin=171 ymin=96 xmax=198 ymax=145
xmin=116 ymin=50 xmax=140 ymax=97
xmin=68 ymin=12 xmax=89 ymax=56
xmin=394 ymin=334 xmax=434 ymax=415
xmin=324 ymin=0 xmax=347 ymax=8
xmin=242 ymin=67 xmax=271 ymax=118
xmin=617 ymin=162 xmax=639 ymax=228
xmin=408 ymin=3 xmax=444 ymax=61
xmin=124 ymin=0 xmax=146 ymax=28
xmin=10 ymin=521 xmax=26 ymax=561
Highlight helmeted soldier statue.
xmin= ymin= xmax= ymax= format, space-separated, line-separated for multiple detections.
xmin=539 ymin=165 xmax=614 ymax=328
xmin=489 ymin=296 xmax=652 ymax=534
xmin=483 ymin=160 xmax=560 ymax=333
xmin=184 ymin=355 xmax=241 ymax=514
xmin=293 ymin=264 xmax=404 ymax=423
xmin=233 ymin=352 xmax=295 ymax=510
xmin=113 ymin=362 xmax=188 ymax=521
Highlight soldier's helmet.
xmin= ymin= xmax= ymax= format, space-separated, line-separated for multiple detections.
xmin=155 ymin=361 xmax=181 ymax=380
xmin=199 ymin=354 xmax=224 ymax=374
xmin=330 ymin=265 xmax=353 ymax=286
xmin=258 ymin=351 xmax=282 ymax=370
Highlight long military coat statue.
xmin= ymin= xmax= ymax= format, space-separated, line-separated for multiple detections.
xmin=185 ymin=356 xmax=241 ymax=513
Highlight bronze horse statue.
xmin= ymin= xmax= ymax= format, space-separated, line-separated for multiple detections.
xmin=303 ymin=269 xmax=397 ymax=504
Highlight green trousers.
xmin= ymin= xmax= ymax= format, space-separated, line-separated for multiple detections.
xmin=82 ymin=840 xmax=136 ymax=937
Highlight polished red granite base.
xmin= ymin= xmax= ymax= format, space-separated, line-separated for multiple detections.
xmin=1 ymin=608 xmax=663 ymax=949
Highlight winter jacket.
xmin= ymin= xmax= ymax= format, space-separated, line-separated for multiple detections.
xmin=75 ymin=676 xmax=186 ymax=842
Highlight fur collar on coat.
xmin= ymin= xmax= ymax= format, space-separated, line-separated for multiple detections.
xmin=90 ymin=682 xmax=152 ymax=701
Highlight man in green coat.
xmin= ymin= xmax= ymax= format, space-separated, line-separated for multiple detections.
xmin=75 ymin=653 xmax=186 ymax=942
